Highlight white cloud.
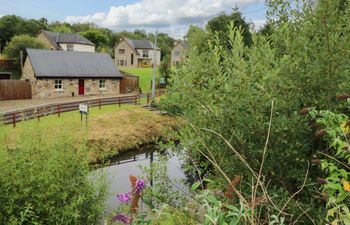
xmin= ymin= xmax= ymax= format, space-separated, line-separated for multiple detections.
xmin=65 ymin=0 xmax=262 ymax=30
xmin=252 ymin=19 xmax=266 ymax=31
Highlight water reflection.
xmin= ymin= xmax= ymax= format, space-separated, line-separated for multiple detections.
xmin=96 ymin=144 xmax=187 ymax=215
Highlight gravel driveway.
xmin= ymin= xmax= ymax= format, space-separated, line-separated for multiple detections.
xmin=0 ymin=94 xmax=134 ymax=113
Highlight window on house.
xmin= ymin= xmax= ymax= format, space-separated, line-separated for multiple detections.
xmin=67 ymin=44 xmax=74 ymax=51
xmin=174 ymin=51 xmax=180 ymax=56
xmin=54 ymin=80 xmax=63 ymax=90
xmin=131 ymin=53 xmax=134 ymax=65
xmin=119 ymin=49 xmax=125 ymax=54
xmin=119 ymin=60 xmax=124 ymax=66
xmin=99 ymin=80 xmax=106 ymax=89
xmin=142 ymin=50 xmax=149 ymax=58
xmin=175 ymin=61 xmax=180 ymax=66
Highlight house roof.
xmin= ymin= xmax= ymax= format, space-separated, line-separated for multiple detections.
xmin=173 ymin=41 xmax=189 ymax=50
xmin=125 ymin=39 xmax=161 ymax=50
xmin=41 ymin=30 xmax=95 ymax=48
xmin=26 ymin=48 xmax=122 ymax=78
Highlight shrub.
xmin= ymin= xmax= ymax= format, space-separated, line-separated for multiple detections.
xmin=0 ymin=129 xmax=107 ymax=224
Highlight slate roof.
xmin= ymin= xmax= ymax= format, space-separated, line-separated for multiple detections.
xmin=41 ymin=30 xmax=95 ymax=49
xmin=125 ymin=39 xmax=161 ymax=50
xmin=27 ymin=48 xmax=122 ymax=78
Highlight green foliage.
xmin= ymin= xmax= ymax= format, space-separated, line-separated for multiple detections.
xmin=0 ymin=130 xmax=107 ymax=224
xmin=159 ymin=54 xmax=172 ymax=80
xmin=4 ymin=34 xmax=46 ymax=64
xmin=0 ymin=15 xmax=47 ymax=52
xmin=161 ymin=0 xmax=350 ymax=223
xmin=206 ymin=8 xmax=252 ymax=47
xmin=184 ymin=25 xmax=207 ymax=51
xmin=309 ymin=109 xmax=350 ymax=224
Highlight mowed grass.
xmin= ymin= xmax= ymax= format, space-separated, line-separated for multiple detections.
xmin=119 ymin=67 xmax=160 ymax=93
xmin=0 ymin=104 xmax=178 ymax=163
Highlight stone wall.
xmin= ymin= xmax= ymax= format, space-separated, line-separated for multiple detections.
xmin=32 ymin=78 xmax=120 ymax=99
xmin=171 ymin=43 xmax=187 ymax=67
xmin=115 ymin=40 xmax=138 ymax=68
xmin=59 ymin=43 xmax=95 ymax=52
xmin=22 ymin=58 xmax=121 ymax=99
xmin=36 ymin=32 xmax=56 ymax=50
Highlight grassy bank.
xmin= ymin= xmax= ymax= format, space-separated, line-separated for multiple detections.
xmin=119 ymin=67 xmax=160 ymax=93
xmin=0 ymin=105 xmax=178 ymax=163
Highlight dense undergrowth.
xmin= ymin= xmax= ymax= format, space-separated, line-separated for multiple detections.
xmin=0 ymin=130 xmax=108 ymax=224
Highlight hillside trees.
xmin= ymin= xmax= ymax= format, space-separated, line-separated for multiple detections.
xmin=4 ymin=35 xmax=46 ymax=64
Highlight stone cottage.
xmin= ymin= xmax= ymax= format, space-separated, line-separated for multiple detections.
xmin=115 ymin=38 xmax=161 ymax=68
xmin=23 ymin=48 xmax=123 ymax=99
xmin=36 ymin=30 xmax=95 ymax=52
xmin=171 ymin=41 xmax=189 ymax=67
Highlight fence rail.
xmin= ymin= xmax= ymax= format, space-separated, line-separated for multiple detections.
xmin=1 ymin=90 xmax=164 ymax=127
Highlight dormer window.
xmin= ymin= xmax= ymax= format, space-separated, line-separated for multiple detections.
xmin=67 ymin=43 xmax=74 ymax=51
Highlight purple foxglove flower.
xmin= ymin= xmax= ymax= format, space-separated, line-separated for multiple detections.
xmin=116 ymin=192 xmax=131 ymax=202
xmin=134 ymin=179 xmax=146 ymax=195
xmin=112 ymin=214 xmax=131 ymax=224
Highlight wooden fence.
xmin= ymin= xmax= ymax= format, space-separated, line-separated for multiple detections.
xmin=0 ymin=59 xmax=17 ymax=70
xmin=120 ymin=74 xmax=140 ymax=94
xmin=0 ymin=80 xmax=31 ymax=100
xmin=1 ymin=90 xmax=164 ymax=127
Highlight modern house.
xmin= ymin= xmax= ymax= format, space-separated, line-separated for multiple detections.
xmin=115 ymin=38 xmax=161 ymax=68
xmin=36 ymin=30 xmax=95 ymax=52
xmin=23 ymin=49 xmax=123 ymax=99
xmin=171 ymin=41 xmax=189 ymax=67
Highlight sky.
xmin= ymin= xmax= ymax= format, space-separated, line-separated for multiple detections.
xmin=0 ymin=0 xmax=267 ymax=38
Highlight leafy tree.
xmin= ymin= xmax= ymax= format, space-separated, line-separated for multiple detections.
xmin=206 ymin=9 xmax=252 ymax=46
xmin=49 ymin=22 xmax=74 ymax=33
xmin=159 ymin=55 xmax=172 ymax=80
xmin=4 ymin=35 xmax=46 ymax=64
xmin=0 ymin=15 xmax=26 ymax=52
xmin=79 ymin=28 xmax=109 ymax=48
xmin=184 ymin=25 xmax=207 ymax=51
xmin=149 ymin=33 xmax=175 ymax=60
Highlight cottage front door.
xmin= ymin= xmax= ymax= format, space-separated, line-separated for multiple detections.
xmin=78 ymin=79 xmax=84 ymax=95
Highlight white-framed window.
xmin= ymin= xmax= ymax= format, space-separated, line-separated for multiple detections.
xmin=142 ymin=50 xmax=149 ymax=58
xmin=54 ymin=80 xmax=63 ymax=90
xmin=67 ymin=43 xmax=74 ymax=51
xmin=99 ymin=80 xmax=106 ymax=89
xmin=119 ymin=49 xmax=125 ymax=54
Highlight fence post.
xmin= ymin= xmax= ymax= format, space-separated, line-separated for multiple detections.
xmin=37 ymin=109 xmax=40 ymax=122
xmin=99 ymin=99 xmax=101 ymax=109
xmin=57 ymin=105 xmax=61 ymax=117
xmin=118 ymin=97 xmax=121 ymax=107
xmin=12 ymin=112 xmax=16 ymax=127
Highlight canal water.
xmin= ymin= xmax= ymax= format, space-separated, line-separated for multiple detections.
xmin=95 ymin=144 xmax=188 ymax=215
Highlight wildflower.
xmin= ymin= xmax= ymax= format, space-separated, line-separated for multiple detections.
xmin=343 ymin=180 xmax=350 ymax=192
xmin=117 ymin=192 xmax=131 ymax=202
xmin=112 ymin=214 xmax=131 ymax=224
xmin=134 ymin=179 xmax=146 ymax=195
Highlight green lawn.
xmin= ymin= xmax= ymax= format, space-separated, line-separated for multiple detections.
xmin=0 ymin=104 xmax=177 ymax=163
xmin=119 ymin=67 xmax=160 ymax=93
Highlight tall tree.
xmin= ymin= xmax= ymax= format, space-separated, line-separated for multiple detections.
xmin=206 ymin=9 xmax=252 ymax=46
xmin=184 ymin=25 xmax=207 ymax=50
xmin=4 ymin=34 xmax=46 ymax=64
